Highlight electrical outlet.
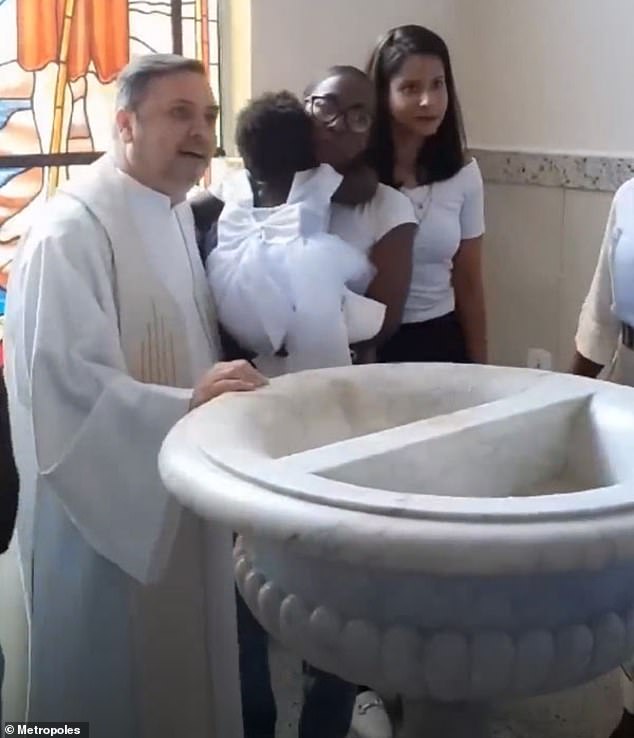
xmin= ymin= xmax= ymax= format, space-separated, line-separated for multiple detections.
xmin=527 ymin=348 xmax=552 ymax=370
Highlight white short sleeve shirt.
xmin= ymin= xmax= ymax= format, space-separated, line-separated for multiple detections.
xmin=328 ymin=183 xmax=416 ymax=293
xmin=400 ymin=158 xmax=485 ymax=323
xmin=576 ymin=177 xmax=634 ymax=366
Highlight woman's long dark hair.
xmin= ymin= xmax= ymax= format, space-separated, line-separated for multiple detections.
xmin=366 ymin=25 xmax=466 ymax=186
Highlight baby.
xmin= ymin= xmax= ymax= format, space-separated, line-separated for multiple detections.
xmin=206 ymin=90 xmax=385 ymax=376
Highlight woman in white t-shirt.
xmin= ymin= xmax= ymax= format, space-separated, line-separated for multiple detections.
xmin=306 ymin=66 xmax=417 ymax=344
xmin=366 ymin=24 xmax=487 ymax=364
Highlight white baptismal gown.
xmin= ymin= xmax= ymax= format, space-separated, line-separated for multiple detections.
xmin=207 ymin=164 xmax=385 ymax=376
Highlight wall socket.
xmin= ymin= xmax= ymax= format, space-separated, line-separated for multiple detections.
xmin=527 ymin=348 xmax=553 ymax=370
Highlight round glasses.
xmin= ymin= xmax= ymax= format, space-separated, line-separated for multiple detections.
xmin=305 ymin=95 xmax=373 ymax=134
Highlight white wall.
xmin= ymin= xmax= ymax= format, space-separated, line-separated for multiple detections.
xmin=458 ymin=0 xmax=634 ymax=155
xmin=249 ymin=0 xmax=461 ymax=98
xmin=249 ymin=0 xmax=634 ymax=156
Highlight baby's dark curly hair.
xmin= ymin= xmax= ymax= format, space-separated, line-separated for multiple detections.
xmin=235 ymin=91 xmax=317 ymax=182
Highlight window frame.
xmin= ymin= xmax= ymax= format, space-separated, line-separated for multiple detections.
xmin=0 ymin=0 xmax=223 ymax=174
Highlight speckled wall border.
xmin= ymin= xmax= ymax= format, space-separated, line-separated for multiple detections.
xmin=214 ymin=152 xmax=634 ymax=193
xmin=472 ymin=149 xmax=634 ymax=192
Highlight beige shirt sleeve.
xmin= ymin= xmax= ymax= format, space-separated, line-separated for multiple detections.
xmin=575 ymin=196 xmax=621 ymax=366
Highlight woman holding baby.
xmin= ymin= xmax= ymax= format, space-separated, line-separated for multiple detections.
xmin=192 ymin=22 xmax=487 ymax=738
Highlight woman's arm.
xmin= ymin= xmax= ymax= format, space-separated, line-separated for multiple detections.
xmin=363 ymin=222 xmax=416 ymax=347
xmin=570 ymin=352 xmax=603 ymax=378
xmin=350 ymin=186 xmax=417 ymax=362
xmin=453 ymin=236 xmax=488 ymax=364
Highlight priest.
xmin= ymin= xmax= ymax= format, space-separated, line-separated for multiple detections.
xmin=4 ymin=54 xmax=267 ymax=738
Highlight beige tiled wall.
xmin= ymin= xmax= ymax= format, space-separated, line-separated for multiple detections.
xmin=483 ymin=184 xmax=613 ymax=371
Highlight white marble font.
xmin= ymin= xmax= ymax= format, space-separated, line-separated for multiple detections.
xmin=160 ymin=364 xmax=634 ymax=736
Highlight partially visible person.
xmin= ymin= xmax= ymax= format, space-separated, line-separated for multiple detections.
xmin=0 ymin=373 xmax=18 ymax=556
xmin=208 ymin=90 xmax=387 ymax=375
xmin=0 ymin=370 xmax=19 ymax=728
xmin=308 ymin=66 xmax=417 ymax=361
xmin=4 ymin=54 xmax=267 ymax=738
xmin=572 ymin=178 xmax=634 ymax=385
xmin=571 ymin=177 xmax=634 ymax=738
xmin=366 ymin=24 xmax=487 ymax=365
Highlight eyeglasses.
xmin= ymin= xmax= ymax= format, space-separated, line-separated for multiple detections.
xmin=305 ymin=95 xmax=373 ymax=134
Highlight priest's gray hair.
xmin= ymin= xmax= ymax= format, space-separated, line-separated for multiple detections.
xmin=115 ymin=54 xmax=207 ymax=111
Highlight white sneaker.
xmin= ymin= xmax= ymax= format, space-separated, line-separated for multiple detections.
xmin=349 ymin=690 xmax=393 ymax=738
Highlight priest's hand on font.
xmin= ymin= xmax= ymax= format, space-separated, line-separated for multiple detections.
xmin=190 ymin=360 xmax=269 ymax=410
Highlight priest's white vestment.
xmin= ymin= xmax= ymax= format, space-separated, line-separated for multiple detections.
xmin=4 ymin=154 xmax=243 ymax=738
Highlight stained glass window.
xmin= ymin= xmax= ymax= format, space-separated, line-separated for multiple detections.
xmin=0 ymin=0 xmax=222 ymax=360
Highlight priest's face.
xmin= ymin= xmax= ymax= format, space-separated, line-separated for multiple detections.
xmin=117 ymin=71 xmax=218 ymax=201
